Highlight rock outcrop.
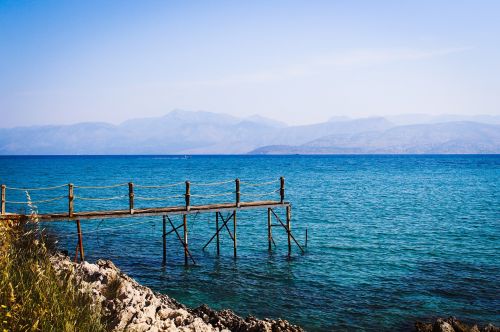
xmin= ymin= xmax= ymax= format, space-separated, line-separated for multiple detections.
xmin=50 ymin=254 xmax=303 ymax=332
xmin=415 ymin=317 xmax=499 ymax=332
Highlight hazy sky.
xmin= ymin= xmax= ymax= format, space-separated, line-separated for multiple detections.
xmin=1 ymin=0 xmax=499 ymax=127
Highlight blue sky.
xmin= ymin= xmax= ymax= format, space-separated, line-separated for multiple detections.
xmin=1 ymin=0 xmax=499 ymax=127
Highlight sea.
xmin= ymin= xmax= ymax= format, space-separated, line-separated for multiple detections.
xmin=0 ymin=155 xmax=498 ymax=331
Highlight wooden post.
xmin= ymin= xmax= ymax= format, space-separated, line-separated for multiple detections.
xmin=1 ymin=185 xmax=5 ymax=215
xmin=267 ymin=208 xmax=272 ymax=250
xmin=215 ymin=212 xmax=220 ymax=255
xmin=183 ymin=214 xmax=188 ymax=265
xmin=68 ymin=184 xmax=74 ymax=217
xmin=129 ymin=182 xmax=134 ymax=214
xmin=235 ymin=178 xmax=240 ymax=207
xmin=305 ymin=228 xmax=308 ymax=247
xmin=76 ymin=219 xmax=84 ymax=262
xmin=286 ymin=205 xmax=291 ymax=256
xmin=233 ymin=211 xmax=237 ymax=258
xmin=185 ymin=181 xmax=190 ymax=211
xmin=162 ymin=215 xmax=166 ymax=264
xmin=280 ymin=177 xmax=285 ymax=203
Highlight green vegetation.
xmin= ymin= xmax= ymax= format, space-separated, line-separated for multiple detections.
xmin=0 ymin=217 xmax=106 ymax=332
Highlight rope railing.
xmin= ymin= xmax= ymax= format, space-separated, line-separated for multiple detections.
xmin=74 ymin=183 xmax=129 ymax=189
xmin=5 ymin=184 xmax=67 ymax=191
xmin=190 ymin=179 xmax=234 ymax=187
xmin=75 ymin=195 xmax=128 ymax=201
xmin=135 ymin=195 xmax=184 ymax=201
xmin=241 ymin=189 xmax=280 ymax=198
xmin=134 ymin=182 xmax=185 ymax=189
xmin=0 ymin=177 xmax=286 ymax=216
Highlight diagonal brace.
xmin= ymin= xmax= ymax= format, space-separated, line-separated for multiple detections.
xmin=166 ymin=215 xmax=196 ymax=264
xmin=270 ymin=208 xmax=305 ymax=253
xmin=202 ymin=212 xmax=234 ymax=250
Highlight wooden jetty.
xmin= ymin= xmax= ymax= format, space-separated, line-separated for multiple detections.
xmin=0 ymin=178 xmax=304 ymax=265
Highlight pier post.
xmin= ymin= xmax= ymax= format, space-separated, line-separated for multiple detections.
xmin=267 ymin=208 xmax=272 ymax=250
xmin=76 ymin=219 xmax=84 ymax=262
xmin=280 ymin=177 xmax=285 ymax=203
xmin=286 ymin=205 xmax=291 ymax=256
xmin=305 ymin=228 xmax=308 ymax=247
xmin=233 ymin=211 xmax=237 ymax=258
xmin=162 ymin=215 xmax=166 ymax=265
xmin=129 ymin=182 xmax=134 ymax=214
xmin=216 ymin=212 xmax=220 ymax=255
xmin=235 ymin=178 xmax=240 ymax=207
xmin=1 ymin=185 xmax=5 ymax=215
xmin=183 ymin=214 xmax=188 ymax=265
xmin=185 ymin=181 xmax=191 ymax=211
xmin=68 ymin=184 xmax=74 ymax=218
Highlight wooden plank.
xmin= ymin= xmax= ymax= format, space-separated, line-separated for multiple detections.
xmin=0 ymin=201 xmax=290 ymax=222
xmin=1 ymin=185 xmax=5 ymax=215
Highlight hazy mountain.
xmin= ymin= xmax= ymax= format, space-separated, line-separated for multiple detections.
xmin=0 ymin=110 xmax=498 ymax=154
xmin=251 ymin=121 xmax=500 ymax=154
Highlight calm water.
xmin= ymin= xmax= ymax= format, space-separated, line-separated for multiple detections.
xmin=0 ymin=155 xmax=499 ymax=331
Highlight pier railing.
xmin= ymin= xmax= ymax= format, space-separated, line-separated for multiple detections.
xmin=0 ymin=177 xmax=285 ymax=216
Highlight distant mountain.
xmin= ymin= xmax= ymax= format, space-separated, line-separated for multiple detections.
xmin=251 ymin=121 xmax=500 ymax=154
xmin=0 ymin=110 xmax=498 ymax=154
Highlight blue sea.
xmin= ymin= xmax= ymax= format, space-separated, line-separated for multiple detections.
xmin=0 ymin=155 xmax=498 ymax=331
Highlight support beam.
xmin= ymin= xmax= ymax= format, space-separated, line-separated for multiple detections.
xmin=233 ymin=210 xmax=237 ymax=258
xmin=129 ymin=182 xmax=134 ymax=214
xmin=183 ymin=214 xmax=188 ymax=265
xmin=286 ymin=205 xmax=291 ymax=256
xmin=68 ymin=184 xmax=74 ymax=217
xmin=166 ymin=215 xmax=196 ymax=264
xmin=216 ymin=212 xmax=220 ymax=255
xmin=162 ymin=215 xmax=166 ymax=265
xmin=270 ymin=208 xmax=305 ymax=254
xmin=1 ymin=185 xmax=5 ymax=215
xmin=202 ymin=212 xmax=234 ymax=251
xmin=76 ymin=219 xmax=84 ymax=262
xmin=267 ymin=208 xmax=272 ymax=250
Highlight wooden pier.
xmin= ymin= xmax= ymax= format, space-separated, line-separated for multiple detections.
xmin=0 ymin=178 xmax=304 ymax=264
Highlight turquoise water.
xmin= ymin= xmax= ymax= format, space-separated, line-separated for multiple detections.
xmin=0 ymin=155 xmax=498 ymax=331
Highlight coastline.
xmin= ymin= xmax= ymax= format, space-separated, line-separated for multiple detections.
xmin=50 ymin=253 xmax=303 ymax=332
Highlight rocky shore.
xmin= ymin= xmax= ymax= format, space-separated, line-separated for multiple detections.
xmin=50 ymin=254 xmax=303 ymax=332
xmin=415 ymin=317 xmax=499 ymax=332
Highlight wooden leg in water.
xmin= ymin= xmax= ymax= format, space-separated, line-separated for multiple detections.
xmin=183 ymin=214 xmax=188 ymax=265
xmin=162 ymin=215 xmax=167 ymax=265
xmin=216 ymin=212 xmax=220 ymax=255
xmin=286 ymin=206 xmax=291 ymax=257
xmin=76 ymin=219 xmax=85 ymax=262
xmin=305 ymin=228 xmax=308 ymax=247
xmin=267 ymin=208 xmax=272 ymax=251
xmin=233 ymin=211 xmax=237 ymax=258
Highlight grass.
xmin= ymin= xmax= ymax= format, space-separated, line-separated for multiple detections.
xmin=0 ymin=212 xmax=106 ymax=332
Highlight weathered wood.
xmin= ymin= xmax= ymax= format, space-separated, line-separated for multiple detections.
xmin=183 ymin=214 xmax=188 ymax=265
xmin=233 ymin=210 xmax=237 ymax=258
xmin=306 ymin=228 xmax=308 ymax=247
xmin=267 ymin=208 xmax=272 ymax=250
xmin=76 ymin=219 xmax=84 ymax=262
xmin=68 ymin=184 xmax=74 ymax=217
xmin=286 ymin=205 xmax=291 ymax=256
xmin=202 ymin=211 xmax=233 ymax=251
xmin=280 ymin=177 xmax=285 ymax=203
xmin=185 ymin=181 xmax=191 ymax=211
xmin=1 ymin=185 xmax=5 ymax=215
xmin=216 ymin=212 xmax=220 ymax=255
xmin=0 ymin=201 xmax=289 ymax=222
xmin=270 ymin=208 xmax=305 ymax=254
xmin=162 ymin=215 xmax=166 ymax=264
xmin=235 ymin=179 xmax=240 ymax=207
xmin=129 ymin=182 xmax=134 ymax=214
xmin=166 ymin=215 xmax=196 ymax=264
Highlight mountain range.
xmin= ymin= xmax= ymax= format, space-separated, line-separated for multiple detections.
xmin=0 ymin=110 xmax=499 ymax=154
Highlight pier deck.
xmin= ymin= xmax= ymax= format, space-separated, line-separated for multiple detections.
xmin=0 ymin=178 xmax=304 ymax=264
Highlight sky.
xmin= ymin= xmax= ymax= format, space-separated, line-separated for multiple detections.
xmin=1 ymin=0 xmax=499 ymax=127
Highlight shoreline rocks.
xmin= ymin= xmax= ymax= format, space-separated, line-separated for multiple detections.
xmin=50 ymin=254 xmax=303 ymax=332
xmin=415 ymin=317 xmax=499 ymax=332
